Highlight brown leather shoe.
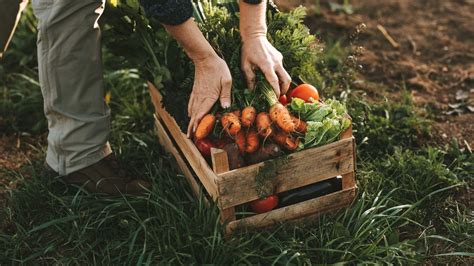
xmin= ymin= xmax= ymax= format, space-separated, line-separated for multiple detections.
xmin=43 ymin=155 xmax=151 ymax=195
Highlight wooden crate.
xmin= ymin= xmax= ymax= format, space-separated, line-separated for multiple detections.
xmin=148 ymin=82 xmax=357 ymax=235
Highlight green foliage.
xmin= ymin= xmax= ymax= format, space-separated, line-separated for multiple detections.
xmin=360 ymin=148 xmax=465 ymax=206
xmin=348 ymin=91 xmax=431 ymax=157
xmin=267 ymin=7 xmax=324 ymax=86
xmin=0 ymin=7 xmax=45 ymax=134
xmin=441 ymin=202 xmax=474 ymax=252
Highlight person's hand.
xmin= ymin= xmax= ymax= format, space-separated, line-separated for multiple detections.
xmin=187 ymin=53 xmax=232 ymax=137
xmin=239 ymin=0 xmax=291 ymax=97
xmin=241 ymin=36 xmax=291 ymax=97
xmin=162 ymin=18 xmax=232 ymax=137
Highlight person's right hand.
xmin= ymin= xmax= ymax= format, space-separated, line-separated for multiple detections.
xmin=187 ymin=52 xmax=232 ymax=137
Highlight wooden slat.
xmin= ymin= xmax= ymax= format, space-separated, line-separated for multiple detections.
xmin=211 ymin=148 xmax=229 ymax=174
xmin=226 ymin=187 xmax=357 ymax=234
xmin=216 ymin=137 xmax=355 ymax=209
xmin=154 ymin=115 xmax=210 ymax=206
xmin=148 ymin=82 xmax=220 ymax=200
xmin=339 ymin=121 xmax=353 ymax=140
xmin=340 ymin=120 xmax=357 ymax=189
xmin=220 ymin=208 xmax=236 ymax=224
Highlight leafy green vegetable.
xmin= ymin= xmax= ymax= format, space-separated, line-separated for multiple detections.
xmin=290 ymin=97 xmax=350 ymax=149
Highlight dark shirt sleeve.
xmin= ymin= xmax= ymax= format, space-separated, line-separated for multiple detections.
xmin=140 ymin=0 xmax=264 ymax=26
xmin=140 ymin=0 xmax=194 ymax=26
xmin=243 ymin=0 xmax=263 ymax=4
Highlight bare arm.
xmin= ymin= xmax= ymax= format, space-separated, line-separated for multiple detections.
xmin=239 ymin=0 xmax=291 ymax=97
xmin=164 ymin=19 xmax=232 ymax=137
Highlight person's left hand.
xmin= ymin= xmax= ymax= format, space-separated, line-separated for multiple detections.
xmin=241 ymin=36 xmax=291 ymax=97
xmin=187 ymin=52 xmax=232 ymax=137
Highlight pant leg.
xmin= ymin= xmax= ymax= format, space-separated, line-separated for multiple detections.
xmin=31 ymin=0 xmax=111 ymax=175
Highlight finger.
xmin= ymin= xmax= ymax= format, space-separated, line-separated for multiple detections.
xmin=220 ymin=76 xmax=232 ymax=108
xmin=187 ymin=116 xmax=195 ymax=138
xmin=242 ymin=64 xmax=256 ymax=90
xmin=188 ymin=92 xmax=195 ymax=117
xmin=262 ymin=66 xmax=281 ymax=98
xmin=275 ymin=65 xmax=292 ymax=95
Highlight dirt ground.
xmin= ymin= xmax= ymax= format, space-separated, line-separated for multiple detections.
xmin=277 ymin=0 xmax=474 ymax=148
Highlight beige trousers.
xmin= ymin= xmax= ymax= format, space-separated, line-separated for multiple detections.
xmin=29 ymin=0 xmax=111 ymax=175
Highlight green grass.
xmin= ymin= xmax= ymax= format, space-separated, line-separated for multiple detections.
xmin=1 ymin=7 xmax=473 ymax=264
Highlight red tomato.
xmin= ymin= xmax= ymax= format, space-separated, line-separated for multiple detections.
xmin=289 ymin=84 xmax=319 ymax=102
xmin=250 ymin=195 xmax=279 ymax=213
xmin=195 ymin=138 xmax=214 ymax=158
xmin=279 ymin=95 xmax=288 ymax=105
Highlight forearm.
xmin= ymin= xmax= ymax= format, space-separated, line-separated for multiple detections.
xmin=163 ymin=18 xmax=216 ymax=63
xmin=239 ymin=0 xmax=267 ymax=42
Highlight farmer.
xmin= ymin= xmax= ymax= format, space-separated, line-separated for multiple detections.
xmin=0 ymin=0 xmax=291 ymax=195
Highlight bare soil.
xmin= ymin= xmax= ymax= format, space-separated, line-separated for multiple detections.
xmin=277 ymin=0 xmax=474 ymax=148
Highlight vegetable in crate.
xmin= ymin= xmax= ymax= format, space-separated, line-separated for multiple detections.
xmin=256 ymin=112 xmax=273 ymax=138
xmin=244 ymin=128 xmax=260 ymax=153
xmin=194 ymin=138 xmax=215 ymax=159
xmin=250 ymin=195 xmax=279 ymax=214
xmin=289 ymin=84 xmax=319 ymax=103
xmin=289 ymin=97 xmax=351 ymax=149
xmin=195 ymin=114 xmax=216 ymax=140
xmin=241 ymin=106 xmax=257 ymax=127
xmin=272 ymin=130 xmax=300 ymax=151
xmin=221 ymin=112 xmax=241 ymax=136
xmin=235 ymin=130 xmax=247 ymax=154
xmin=261 ymin=82 xmax=295 ymax=133
xmin=245 ymin=143 xmax=283 ymax=165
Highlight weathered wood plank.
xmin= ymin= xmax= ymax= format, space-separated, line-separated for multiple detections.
xmin=226 ymin=187 xmax=357 ymax=234
xmin=211 ymin=148 xmax=229 ymax=174
xmin=342 ymin=129 xmax=357 ymax=189
xmin=154 ymin=115 xmax=210 ymax=206
xmin=339 ymin=121 xmax=353 ymax=140
xmin=148 ymin=82 xmax=219 ymax=200
xmin=217 ymin=137 xmax=355 ymax=209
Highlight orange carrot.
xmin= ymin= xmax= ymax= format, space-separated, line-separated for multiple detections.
xmin=235 ymin=130 xmax=246 ymax=154
xmin=256 ymin=112 xmax=273 ymax=138
xmin=195 ymin=114 xmax=216 ymax=140
xmin=269 ymin=103 xmax=295 ymax=133
xmin=221 ymin=112 xmax=241 ymax=136
xmin=272 ymin=130 xmax=299 ymax=151
xmin=245 ymin=128 xmax=260 ymax=153
xmin=291 ymin=115 xmax=307 ymax=134
xmin=241 ymin=106 xmax=256 ymax=127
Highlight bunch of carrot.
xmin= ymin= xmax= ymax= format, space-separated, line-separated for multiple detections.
xmin=194 ymin=85 xmax=307 ymax=159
